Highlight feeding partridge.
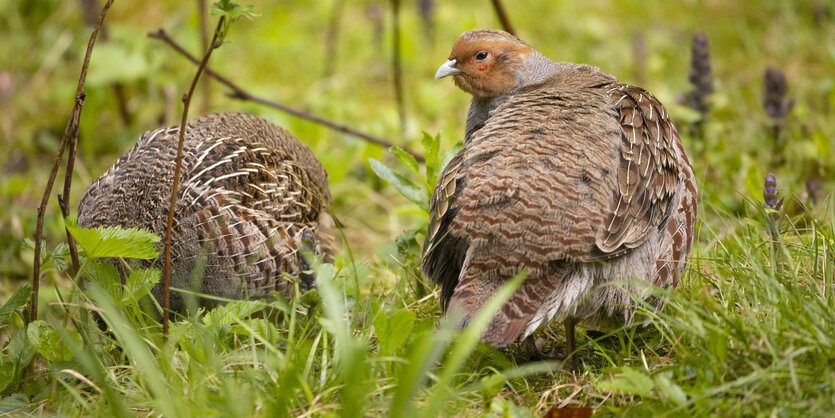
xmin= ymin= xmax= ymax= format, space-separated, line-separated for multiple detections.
xmin=423 ymin=29 xmax=697 ymax=362
xmin=78 ymin=113 xmax=334 ymax=312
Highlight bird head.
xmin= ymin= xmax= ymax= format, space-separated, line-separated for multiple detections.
xmin=435 ymin=29 xmax=542 ymax=100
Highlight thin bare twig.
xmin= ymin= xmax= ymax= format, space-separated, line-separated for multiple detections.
xmin=198 ymin=0 xmax=211 ymax=115
xmin=391 ymin=0 xmax=406 ymax=135
xmin=162 ymin=17 xmax=225 ymax=338
xmin=79 ymin=0 xmax=131 ymax=126
xmin=31 ymin=0 xmax=114 ymax=323
xmin=490 ymin=0 xmax=516 ymax=35
xmin=147 ymin=29 xmax=425 ymax=162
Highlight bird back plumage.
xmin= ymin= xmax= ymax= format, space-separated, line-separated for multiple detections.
xmin=423 ymin=59 xmax=697 ymax=346
xmin=78 ymin=113 xmax=333 ymax=311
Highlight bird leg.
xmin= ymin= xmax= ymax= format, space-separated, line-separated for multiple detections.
xmin=519 ymin=334 xmax=542 ymax=360
xmin=564 ymin=315 xmax=578 ymax=370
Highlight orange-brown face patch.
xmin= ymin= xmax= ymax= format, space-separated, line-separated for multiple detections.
xmin=447 ymin=39 xmax=532 ymax=98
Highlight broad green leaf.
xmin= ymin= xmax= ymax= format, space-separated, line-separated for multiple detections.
xmin=375 ymin=309 xmax=415 ymax=355
xmin=0 ymin=284 xmax=32 ymax=323
xmin=85 ymin=261 xmax=123 ymax=301
xmin=390 ymin=146 xmax=421 ymax=180
xmin=125 ymin=268 xmax=160 ymax=302
xmin=654 ymin=373 xmax=687 ymax=407
xmin=597 ymin=366 xmax=655 ymax=397
xmin=385 ymin=310 xmax=415 ymax=354
xmin=0 ymin=393 xmax=28 ymax=413
xmin=26 ymin=320 xmax=80 ymax=362
xmin=9 ymin=330 xmax=35 ymax=371
xmin=65 ymin=217 xmax=160 ymax=260
xmin=421 ymin=132 xmax=441 ymax=186
xmin=0 ymin=361 xmax=13 ymax=393
xmin=369 ymin=158 xmax=428 ymax=211
xmin=203 ymin=300 xmax=267 ymax=326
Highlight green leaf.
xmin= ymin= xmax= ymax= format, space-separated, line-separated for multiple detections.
xmin=211 ymin=0 xmax=258 ymax=40
xmin=125 ymin=268 xmax=160 ymax=302
xmin=0 ymin=393 xmax=28 ymax=413
xmin=369 ymin=158 xmax=428 ymax=211
xmin=65 ymin=217 xmax=160 ymax=260
xmin=26 ymin=320 xmax=80 ymax=362
xmin=0 ymin=284 xmax=32 ymax=324
xmin=421 ymin=132 xmax=441 ymax=187
xmin=654 ymin=373 xmax=687 ymax=407
xmin=45 ymin=242 xmax=69 ymax=272
xmin=8 ymin=330 xmax=35 ymax=371
xmin=0 ymin=361 xmax=13 ymax=393
xmin=85 ymin=260 xmax=123 ymax=301
xmin=203 ymin=300 xmax=267 ymax=326
xmin=375 ymin=309 xmax=415 ymax=355
xmin=597 ymin=366 xmax=655 ymax=397
xmin=390 ymin=146 xmax=421 ymax=180
xmin=21 ymin=238 xmax=37 ymax=251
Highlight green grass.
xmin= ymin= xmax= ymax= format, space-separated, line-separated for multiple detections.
xmin=1 ymin=0 xmax=835 ymax=416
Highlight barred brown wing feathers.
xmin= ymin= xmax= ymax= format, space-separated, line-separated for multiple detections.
xmin=598 ymin=84 xmax=680 ymax=254
xmin=421 ymin=151 xmax=467 ymax=308
xmin=78 ymin=113 xmax=331 ymax=311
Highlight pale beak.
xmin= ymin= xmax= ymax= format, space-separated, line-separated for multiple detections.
xmin=435 ymin=59 xmax=462 ymax=80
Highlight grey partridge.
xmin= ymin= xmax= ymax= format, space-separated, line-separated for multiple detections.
xmin=78 ymin=113 xmax=334 ymax=312
xmin=423 ymin=29 xmax=697 ymax=362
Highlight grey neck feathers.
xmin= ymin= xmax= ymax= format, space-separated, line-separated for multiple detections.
xmin=464 ymin=50 xmax=559 ymax=140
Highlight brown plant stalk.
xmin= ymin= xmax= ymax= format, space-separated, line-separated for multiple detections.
xmin=31 ymin=0 xmax=115 ymax=323
xmin=198 ymin=0 xmax=211 ymax=115
xmin=162 ymin=16 xmax=225 ymax=338
xmin=147 ymin=29 xmax=425 ymax=162
xmin=490 ymin=0 xmax=516 ymax=36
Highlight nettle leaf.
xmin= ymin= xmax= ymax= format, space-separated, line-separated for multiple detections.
xmin=26 ymin=321 xmax=80 ymax=362
xmin=46 ymin=242 xmax=69 ymax=272
xmin=369 ymin=158 xmax=428 ymax=211
xmin=597 ymin=366 xmax=655 ymax=397
xmin=65 ymin=217 xmax=160 ymax=260
xmin=0 ymin=284 xmax=32 ymax=323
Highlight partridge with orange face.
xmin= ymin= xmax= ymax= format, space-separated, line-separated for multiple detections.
xmin=423 ymin=29 xmax=698 ymax=362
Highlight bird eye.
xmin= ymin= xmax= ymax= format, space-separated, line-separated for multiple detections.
xmin=475 ymin=51 xmax=489 ymax=61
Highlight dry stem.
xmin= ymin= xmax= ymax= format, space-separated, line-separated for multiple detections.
xmin=162 ymin=17 xmax=226 ymax=338
xmin=31 ymin=0 xmax=114 ymax=323
xmin=490 ymin=0 xmax=516 ymax=35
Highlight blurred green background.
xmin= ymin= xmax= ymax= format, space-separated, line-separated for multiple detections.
xmin=1 ymin=0 xmax=833 ymax=321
